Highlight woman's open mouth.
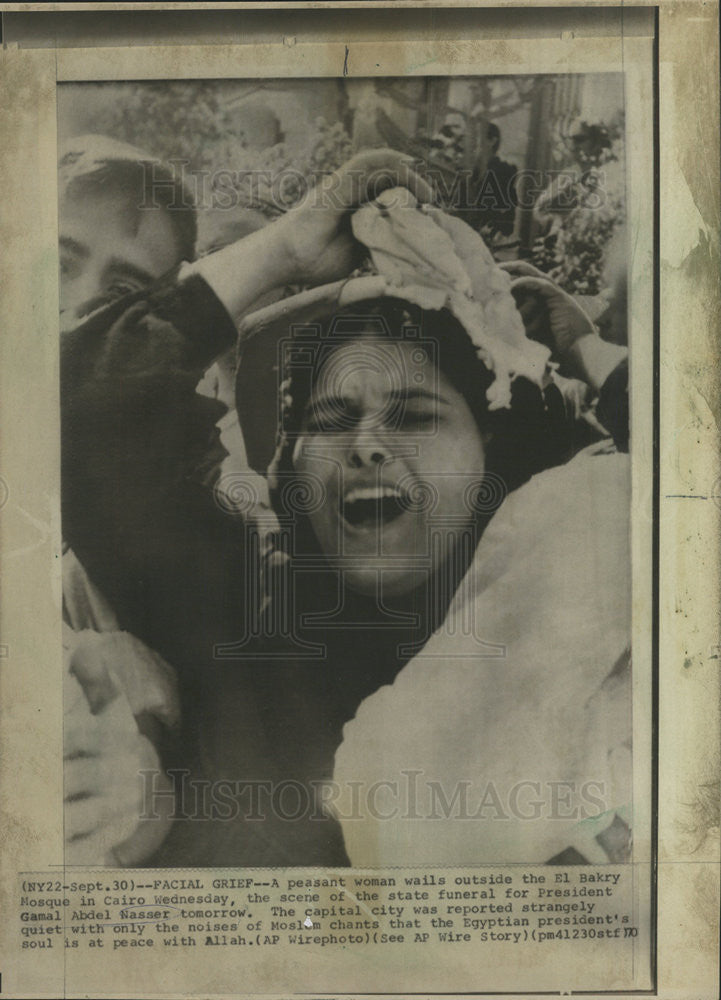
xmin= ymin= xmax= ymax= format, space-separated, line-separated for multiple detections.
xmin=342 ymin=485 xmax=407 ymax=529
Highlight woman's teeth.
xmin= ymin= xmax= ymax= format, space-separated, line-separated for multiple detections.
xmin=344 ymin=486 xmax=402 ymax=503
xmin=342 ymin=486 xmax=406 ymax=527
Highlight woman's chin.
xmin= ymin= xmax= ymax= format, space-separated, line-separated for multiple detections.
xmin=343 ymin=563 xmax=430 ymax=599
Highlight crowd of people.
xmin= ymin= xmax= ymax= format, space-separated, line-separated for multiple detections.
xmin=60 ymin=130 xmax=632 ymax=869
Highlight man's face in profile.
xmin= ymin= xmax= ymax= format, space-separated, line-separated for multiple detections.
xmin=59 ymin=173 xmax=182 ymax=326
xmin=442 ymin=112 xmax=466 ymax=140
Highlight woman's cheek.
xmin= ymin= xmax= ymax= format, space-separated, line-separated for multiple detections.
xmin=425 ymin=429 xmax=470 ymax=478
xmin=291 ymin=436 xmax=338 ymax=538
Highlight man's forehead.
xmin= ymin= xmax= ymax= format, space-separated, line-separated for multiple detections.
xmin=60 ymin=186 xmax=183 ymax=275
xmin=58 ymin=134 xmax=196 ymax=263
xmin=60 ymin=181 xmax=155 ymax=236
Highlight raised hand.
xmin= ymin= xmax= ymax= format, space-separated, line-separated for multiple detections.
xmin=190 ymin=149 xmax=433 ymax=325
xmin=276 ymin=150 xmax=434 ymax=286
xmin=500 ymin=261 xmax=627 ymax=391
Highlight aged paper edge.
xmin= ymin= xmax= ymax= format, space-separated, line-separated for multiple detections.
xmin=0 ymin=3 xmax=718 ymax=997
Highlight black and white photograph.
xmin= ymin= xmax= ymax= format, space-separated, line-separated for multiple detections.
xmin=1 ymin=6 xmax=718 ymax=997
xmin=59 ymin=73 xmax=635 ymax=870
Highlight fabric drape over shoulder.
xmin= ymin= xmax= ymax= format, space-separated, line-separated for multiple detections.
xmin=332 ymin=444 xmax=632 ymax=866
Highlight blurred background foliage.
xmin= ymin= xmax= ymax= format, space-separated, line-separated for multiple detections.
xmin=59 ymin=75 xmax=626 ymax=296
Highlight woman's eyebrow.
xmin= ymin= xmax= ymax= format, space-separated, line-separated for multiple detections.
xmin=304 ymin=394 xmax=349 ymax=416
xmin=305 ymin=387 xmax=450 ymax=417
xmin=389 ymin=387 xmax=451 ymax=406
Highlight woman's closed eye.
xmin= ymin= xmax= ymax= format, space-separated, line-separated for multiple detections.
xmin=396 ymin=403 xmax=437 ymax=430
xmin=305 ymin=402 xmax=439 ymax=434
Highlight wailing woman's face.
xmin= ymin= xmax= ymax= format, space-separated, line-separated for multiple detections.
xmin=292 ymin=335 xmax=487 ymax=597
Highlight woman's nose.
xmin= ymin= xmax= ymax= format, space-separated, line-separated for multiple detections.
xmin=347 ymin=425 xmax=391 ymax=468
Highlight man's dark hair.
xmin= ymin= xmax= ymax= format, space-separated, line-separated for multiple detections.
xmin=487 ymin=123 xmax=501 ymax=151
